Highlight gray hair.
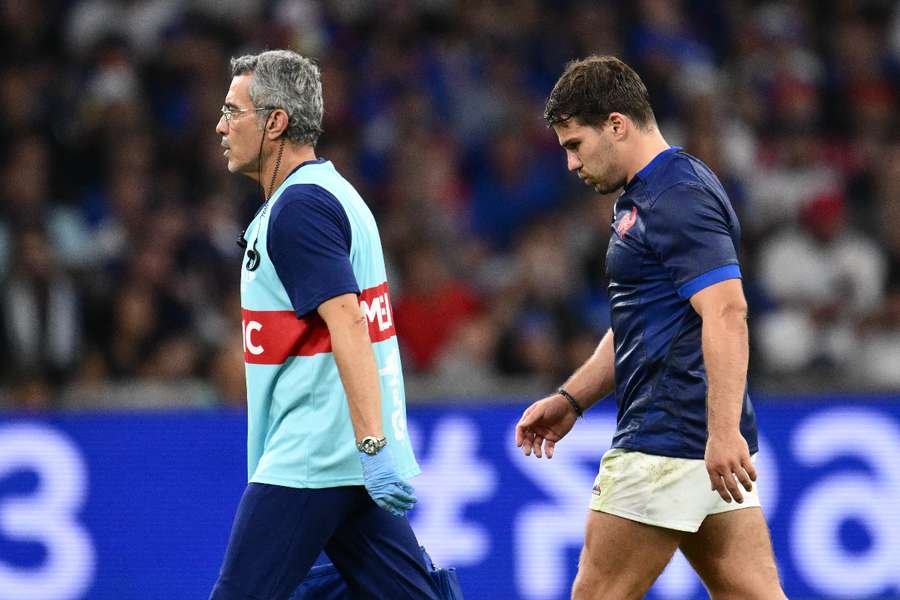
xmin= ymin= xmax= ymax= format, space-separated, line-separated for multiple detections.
xmin=230 ymin=50 xmax=324 ymax=146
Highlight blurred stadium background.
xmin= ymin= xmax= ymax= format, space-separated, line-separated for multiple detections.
xmin=1 ymin=0 xmax=899 ymax=598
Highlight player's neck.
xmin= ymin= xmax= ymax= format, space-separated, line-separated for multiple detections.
xmin=260 ymin=142 xmax=317 ymax=201
xmin=624 ymin=128 xmax=671 ymax=184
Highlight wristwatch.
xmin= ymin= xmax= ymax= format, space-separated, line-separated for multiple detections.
xmin=357 ymin=436 xmax=388 ymax=455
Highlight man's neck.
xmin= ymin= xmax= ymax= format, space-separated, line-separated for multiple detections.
xmin=624 ymin=128 xmax=671 ymax=184
xmin=259 ymin=141 xmax=318 ymax=200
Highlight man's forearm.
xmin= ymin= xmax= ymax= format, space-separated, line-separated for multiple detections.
xmin=560 ymin=328 xmax=616 ymax=411
xmin=328 ymin=313 xmax=383 ymax=441
xmin=702 ymin=310 xmax=748 ymax=436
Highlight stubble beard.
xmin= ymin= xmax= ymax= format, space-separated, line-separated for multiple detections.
xmin=594 ymin=177 xmax=625 ymax=195
xmin=587 ymin=140 xmax=625 ymax=194
xmin=586 ymin=167 xmax=626 ymax=195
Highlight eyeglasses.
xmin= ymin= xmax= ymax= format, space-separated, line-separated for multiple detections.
xmin=220 ymin=105 xmax=276 ymax=123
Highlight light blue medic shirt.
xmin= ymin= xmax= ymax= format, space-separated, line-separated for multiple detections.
xmin=239 ymin=158 xmax=419 ymax=488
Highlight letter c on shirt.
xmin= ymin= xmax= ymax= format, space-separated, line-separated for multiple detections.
xmin=243 ymin=320 xmax=264 ymax=355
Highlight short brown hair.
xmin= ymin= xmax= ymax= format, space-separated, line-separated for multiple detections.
xmin=544 ymin=56 xmax=655 ymax=128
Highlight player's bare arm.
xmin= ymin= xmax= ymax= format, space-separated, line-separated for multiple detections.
xmin=318 ymin=293 xmax=384 ymax=441
xmin=516 ymin=328 xmax=616 ymax=459
xmin=689 ymin=278 xmax=757 ymax=503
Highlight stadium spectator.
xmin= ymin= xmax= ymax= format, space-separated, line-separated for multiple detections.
xmin=392 ymin=241 xmax=482 ymax=372
xmin=469 ymin=127 xmax=567 ymax=249
xmin=854 ymin=139 xmax=900 ymax=388
xmin=0 ymin=0 xmax=898 ymax=406
xmin=756 ymin=191 xmax=887 ymax=376
xmin=0 ymin=227 xmax=81 ymax=400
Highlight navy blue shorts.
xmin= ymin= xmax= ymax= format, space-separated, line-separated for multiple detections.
xmin=209 ymin=483 xmax=439 ymax=600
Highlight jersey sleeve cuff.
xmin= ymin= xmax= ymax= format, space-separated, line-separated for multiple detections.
xmin=677 ymin=264 xmax=741 ymax=299
xmin=294 ymin=285 xmax=361 ymax=318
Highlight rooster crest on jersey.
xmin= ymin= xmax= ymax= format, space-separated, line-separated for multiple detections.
xmin=616 ymin=206 xmax=638 ymax=238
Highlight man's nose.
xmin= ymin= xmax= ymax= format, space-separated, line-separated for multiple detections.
xmin=216 ymin=116 xmax=228 ymax=135
xmin=567 ymin=152 xmax=582 ymax=172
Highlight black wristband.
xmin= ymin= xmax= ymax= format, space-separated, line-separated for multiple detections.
xmin=557 ymin=387 xmax=584 ymax=418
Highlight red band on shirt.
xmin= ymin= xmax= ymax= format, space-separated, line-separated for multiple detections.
xmin=241 ymin=283 xmax=396 ymax=364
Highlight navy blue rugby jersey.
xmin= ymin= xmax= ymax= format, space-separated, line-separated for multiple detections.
xmin=605 ymin=147 xmax=758 ymax=459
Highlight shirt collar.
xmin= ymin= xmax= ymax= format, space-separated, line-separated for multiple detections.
xmin=624 ymin=146 xmax=681 ymax=191
xmin=286 ymin=157 xmax=327 ymax=178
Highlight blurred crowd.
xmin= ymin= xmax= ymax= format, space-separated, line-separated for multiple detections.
xmin=2 ymin=0 xmax=899 ymax=410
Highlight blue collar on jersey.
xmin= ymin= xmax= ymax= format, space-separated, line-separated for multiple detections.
xmin=284 ymin=157 xmax=328 ymax=180
xmin=624 ymin=146 xmax=682 ymax=191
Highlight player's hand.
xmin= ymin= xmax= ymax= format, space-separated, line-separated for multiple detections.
xmin=359 ymin=447 xmax=417 ymax=517
xmin=705 ymin=431 xmax=756 ymax=503
xmin=515 ymin=394 xmax=578 ymax=459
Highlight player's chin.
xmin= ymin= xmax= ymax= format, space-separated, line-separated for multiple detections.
xmin=594 ymin=179 xmax=622 ymax=195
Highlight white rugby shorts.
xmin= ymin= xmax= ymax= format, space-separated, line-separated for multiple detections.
xmin=588 ymin=448 xmax=761 ymax=532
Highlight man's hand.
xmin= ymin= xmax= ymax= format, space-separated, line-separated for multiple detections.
xmin=360 ymin=448 xmax=417 ymax=517
xmin=705 ymin=431 xmax=756 ymax=503
xmin=515 ymin=394 xmax=579 ymax=459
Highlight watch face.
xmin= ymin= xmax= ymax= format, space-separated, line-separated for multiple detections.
xmin=358 ymin=437 xmax=386 ymax=455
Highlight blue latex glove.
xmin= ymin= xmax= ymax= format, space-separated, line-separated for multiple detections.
xmin=359 ymin=448 xmax=417 ymax=517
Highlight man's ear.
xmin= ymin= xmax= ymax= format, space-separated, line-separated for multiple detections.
xmin=608 ymin=112 xmax=628 ymax=141
xmin=266 ymin=109 xmax=289 ymax=140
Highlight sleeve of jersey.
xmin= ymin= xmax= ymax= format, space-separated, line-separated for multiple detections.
xmin=646 ymin=183 xmax=742 ymax=299
xmin=267 ymin=184 xmax=360 ymax=318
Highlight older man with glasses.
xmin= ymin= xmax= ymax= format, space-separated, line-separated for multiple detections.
xmin=209 ymin=49 xmax=438 ymax=600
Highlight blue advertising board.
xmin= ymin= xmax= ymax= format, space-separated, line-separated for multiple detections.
xmin=1 ymin=398 xmax=899 ymax=599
